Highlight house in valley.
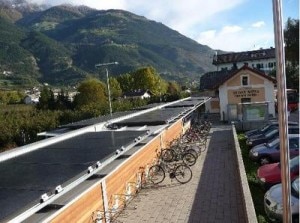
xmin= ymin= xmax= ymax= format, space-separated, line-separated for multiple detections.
xmin=123 ymin=89 xmax=152 ymax=100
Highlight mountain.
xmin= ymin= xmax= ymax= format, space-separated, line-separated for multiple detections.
xmin=0 ymin=2 xmax=218 ymax=87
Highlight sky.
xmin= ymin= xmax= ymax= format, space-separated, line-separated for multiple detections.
xmin=29 ymin=0 xmax=299 ymax=52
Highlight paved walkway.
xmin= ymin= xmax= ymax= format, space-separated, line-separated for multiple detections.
xmin=116 ymin=124 xmax=247 ymax=223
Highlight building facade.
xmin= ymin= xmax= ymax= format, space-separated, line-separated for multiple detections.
xmin=200 ymin=65 xmax=276 ymax=122
xmin=213 ymin=47 xmax=276 ymax=74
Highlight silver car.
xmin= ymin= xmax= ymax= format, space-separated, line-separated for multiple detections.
xmin=264 ymin=177 xmax=299 ymax=222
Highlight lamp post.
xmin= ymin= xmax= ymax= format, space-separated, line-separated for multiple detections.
xmin=95 ymin=62 xmax=118 ymax=117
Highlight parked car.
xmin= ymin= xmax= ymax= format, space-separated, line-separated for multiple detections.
xmin=257 ymin=156 xmax=299 ymax=190
xmin=245 ymin=121 xmax=298 ymax=139
xmin=246 ymin=126 xmax=299 ymax=147
xmin=264 ymin=177 xmax=299 ymax=223
xmin=249 ymin=136 xmax=299 ymax=165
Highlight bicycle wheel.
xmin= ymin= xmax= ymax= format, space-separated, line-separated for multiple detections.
xmin=148 ymin=165 xmax=165 ymax=184
xmin=174 ymin=164 xmax=192 ymax=184
xmin=161 ymin=149 xmax=175 ymax=162
xmin=186 ymin=148 xmax=198 ymax=159
xmin=182 ymin=152 xmax=197 ymax=166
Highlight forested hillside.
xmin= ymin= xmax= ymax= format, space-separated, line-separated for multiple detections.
xmin=0 ymin=2 xmax=218 ymax=87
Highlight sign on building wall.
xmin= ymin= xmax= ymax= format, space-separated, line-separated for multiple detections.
xmin=227 ymin=88 xmax=265 ymax=104
xmin=232 ymin=89 xmax=260 ymax=98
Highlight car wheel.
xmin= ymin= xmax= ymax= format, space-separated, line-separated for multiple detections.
xmin=259 ymin=156 xmax=271 ymax=165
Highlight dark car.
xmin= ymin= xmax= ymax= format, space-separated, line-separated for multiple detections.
xmin=246 ymin=126 xmax=299 ymax=148
xmin=245 ymin=121 xmax=298 ymax=139
xmin=249 ymin=135 xmax=299 ymax=165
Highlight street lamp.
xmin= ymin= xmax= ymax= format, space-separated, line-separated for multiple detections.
xmin=95 ymin=62 xmax=118 ymax=117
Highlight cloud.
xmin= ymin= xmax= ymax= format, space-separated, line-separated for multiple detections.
xmin=27 ymin=0 xmax=277 ymax=51
xmin=28 ymin=0 xmax=245 ymax=33
xmin=196 ymin=25 xmax=273 ymax=51
xmin=251 ymin=21 xmax=265 ymax=28
xmin=220 ymin=25 xmax=243 ymax=34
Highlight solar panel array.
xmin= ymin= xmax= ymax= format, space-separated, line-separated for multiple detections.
xmin=0 ymin=97 xmax=208 ymax=221
xmin=59 ymin=98 xmax=205 ymax=129
xmin=112 ymin=107 xmax=189 ymax=127
xmin=0 ymin=130 xmax=147 ymax=221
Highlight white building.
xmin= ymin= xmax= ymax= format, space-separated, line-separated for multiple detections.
xmin=200 ymin=65 xmax=276 ymax=122
xmin=213 ymin=47 xmax=276 ymax=74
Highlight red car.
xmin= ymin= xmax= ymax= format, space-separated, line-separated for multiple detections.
xmin=257 ymin=156 xmax=299 ymax=190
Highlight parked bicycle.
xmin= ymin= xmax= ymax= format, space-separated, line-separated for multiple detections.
xmin=148 ymin=160 xmax=193 ymax=184
xmin=160 ymin=146 xmax=197 ymax=166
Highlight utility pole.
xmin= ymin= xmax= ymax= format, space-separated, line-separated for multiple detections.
xmin=272 ymin=1 xmax=291 ymax=222
xmin=95 ymin=62 xmax=119 ymax=117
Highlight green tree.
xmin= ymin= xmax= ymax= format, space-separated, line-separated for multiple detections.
xmin=109 ymin=77 xmax=122 ymax=99
xmin=131 ymin=66 xmax=165 ymax=95
xmin=285 ymin=64 xmax=299 ymax=90
xmin=74 ymin=78 xmax=107 ymax=110
xmin=284 ymin=18 xmax=299 ymax=90
xmin=284 ymin=18 xmax=299 ymax=66
xmin=117 ymin=73 xmax=134 ymax=93
xmin=37 ymin=86 xmax=52 ymax=109
xmin=167 ymin=81 xmax=181 ymax=95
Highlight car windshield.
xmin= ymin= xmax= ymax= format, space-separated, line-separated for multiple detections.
xmin=279 ymin=156 xmax=299 ymax=169
xmin=261 ymin=124 xmax=272 ymax=131
xmin=265 ymin=129 xmax=278 ymax=138
xmin=267 ymin=138 xmax=280 ymax=147
xmin=291 ymin=178 xmax=299 ymax=197
xmin=290 ymin=156 xmax=299 ymax=169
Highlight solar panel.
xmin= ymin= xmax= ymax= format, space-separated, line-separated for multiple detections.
xmin=0 ymin=130 xmax=147 ymax=221
xmin=113 ymin=107 xmax=189 ymax=126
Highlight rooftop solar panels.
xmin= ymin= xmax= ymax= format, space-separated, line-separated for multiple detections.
xmin=0 ymin=130 xmax=147 ymax=221
xmin=166 ymin=98 xmax=205 ymax=108
xmin=59 ymin=98 xmax=207 ymax=129
xmin=60 ymin=110 xmax=135 ymax=129
xmin=112 ymin=107 xmax=189 ymax=127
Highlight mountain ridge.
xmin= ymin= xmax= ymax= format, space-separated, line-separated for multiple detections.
xmin=0 ymin=1 xmax=220 ymax=87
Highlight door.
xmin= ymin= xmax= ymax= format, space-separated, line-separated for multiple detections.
xmin=227 ymin=104 xmax=238 ymax=121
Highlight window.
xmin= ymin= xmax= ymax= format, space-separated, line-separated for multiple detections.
xmin=289 ymin=138 xmax=299 ymax=149
xmin=241 ymin=75 xmax=249 ymax=86
xmin=241 ymin=98 xmax=251 ymax=103
xmin=268 ymin=62 xmax=274 ymax=68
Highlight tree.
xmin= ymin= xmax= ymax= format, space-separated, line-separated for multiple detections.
xmin=284 ymin=18 xmax=299 ymax=66
xmin=117 ymin=73 xmax=135 ymax=93
xmin=284 ymin=18 xmax=299 ymax=90
xmin=109 ymin=77 xmax=122 ymax=99
xmin=37 ymin=86 xmax=52 ymax=109
xmin=74 ymin=78 xmax=107 ymax=110
xmin=167 ymin=81 xmax=181 ymax=95
xmin=131 ymin=66 xmax=166 ymax=95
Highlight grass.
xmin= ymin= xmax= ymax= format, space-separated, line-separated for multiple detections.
xmin=237 ymin=133 xmax=270 ymax=223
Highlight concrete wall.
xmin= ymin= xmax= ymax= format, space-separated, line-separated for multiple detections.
xmin=232 ymin=124 xmax=258 ymax=223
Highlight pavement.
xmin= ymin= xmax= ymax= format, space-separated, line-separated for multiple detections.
xmin=115 ymin=124 xmax=247 ymax=223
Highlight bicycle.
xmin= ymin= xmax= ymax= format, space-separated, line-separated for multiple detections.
xmin=91 ymin=209 xmax=124 ymax=223
xmin=148 ymin=160 xmax=193 ymax=184
xmin=160 ymin=140 xmax=198 ymax=166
